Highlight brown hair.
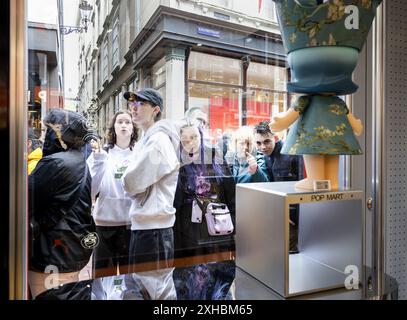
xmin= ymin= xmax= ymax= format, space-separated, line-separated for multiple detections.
xmin=105 ymin=110 xmax=138 ymax=150
xmin=154 ymin=110 xmax=162 ymax=122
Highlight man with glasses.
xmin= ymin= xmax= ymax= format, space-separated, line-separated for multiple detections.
xmin=122 ymin=88 xmax=180 ymax=271
xmin=254 ymin=121 xmax=304 ymax=254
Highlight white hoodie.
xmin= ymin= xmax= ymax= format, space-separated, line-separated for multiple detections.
xmin=122 ymin=120 xmax=180 ymax=230
xmin=87 ymin=145 xmax=134 ymax=226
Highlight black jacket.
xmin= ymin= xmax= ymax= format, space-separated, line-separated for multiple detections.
xmin=173 ymin=147 xmax=235 ymax=257
xmin=29 ymin=109 xmax=94 ymax=272
xmin=262 ymin=140 xmax=304 ymax=182
xmin=29 ymin=150 xmax=92 ymax=230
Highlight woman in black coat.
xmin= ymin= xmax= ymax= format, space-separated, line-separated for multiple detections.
xmin=29 ymin=109 xmax=97 ymax=299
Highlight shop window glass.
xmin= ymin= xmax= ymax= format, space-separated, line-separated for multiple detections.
xmin=97 ymin=54 xmax=101 ymax=90
xmin=188 ymin=52 xmax=242 ymax=86
xmin=258 ymin=0 xmax=277 ymax=22
xmin=112 ymin=18 xmax=120 ymax=67
xmin=189 ymin=82 xmax=241 ymax=143
xmin=92 ymin=65 xmax=96 ymax=93
xmin=188 ymin=52 xmax=288 ymax=133
xmin=23 ymin=0 xmax=318 ymax=301
xmin=152 ymin=57 xmax=166 ymax=89
xmin=102 ymin=38 xmax=109 ymax=81
xmin=231 ymin=0 xmax=276 ymax=22
xmin=246 ymin=90 xmax=286 ymax=126
xmin=157 ymin=85 xmax=167 ymax=118
xmin=119 ymin=92 xmax=123 ymax=111
xmin=204 ymin=0 xmax=229 ymax=6
xmin=247 ymin=61 xmax=287 ymax=91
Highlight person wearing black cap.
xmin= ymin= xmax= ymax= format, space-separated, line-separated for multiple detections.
xmin=122 ymin=88 xmax=180 ymax=271
xmin=123 ymin=88 xmax=164 ymax=122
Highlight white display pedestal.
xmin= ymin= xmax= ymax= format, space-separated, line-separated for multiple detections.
xmin=236 ymin=181 xmax=362 ymax=298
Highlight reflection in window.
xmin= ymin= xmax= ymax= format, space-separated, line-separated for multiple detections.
xmin=247 ymin=62 xmax=287 ymax=92
xmin=230 ymin=0 xmax=276 ymax=22
xmin=152 ymin=57 xmax=167 ymax=118
xmin=25 ymin=0 xmax=291 ymax=298
xmin=246 ymin=90 xmax=286 ymax=126
xmin=258 ymin=0 xmax=276 ymax=22
xmin=188 ymin=52 xmax=242 ymax=86
xmin=204 ymin=0 xmax=229 ymax=7
xmin=188 ymin=51 xmax=288 ymax=136
xmin=189 ymin=82 xmax=241 ymax=136
xmin=97 ymin=54 xmax=101 ymax=90
xmin=102 ymin=38 xmax=109 ymax=81
xmin=92 ymin=65 xmax=96 ymax=94
xmin=112 ymin=18 xmax=120 ymax=67
xmin=152 ymin=57 xmax=166 ymax=89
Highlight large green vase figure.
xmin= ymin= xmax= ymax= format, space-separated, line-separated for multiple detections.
xmin=270 ymin=0 xmax=382 ymax=189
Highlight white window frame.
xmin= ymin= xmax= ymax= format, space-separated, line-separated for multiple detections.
xmin=112 ymin=18 xmax=120 ymax=67
xmin=102 ymin=38 xmax=109 ymax=81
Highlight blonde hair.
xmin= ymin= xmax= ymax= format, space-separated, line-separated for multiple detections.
xmin=230 ymin=126 xmax=255 ymax=154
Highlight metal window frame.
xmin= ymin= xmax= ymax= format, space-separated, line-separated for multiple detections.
xmin=371 ymin=2 xmax=386 ymax=297
xmin=9 ymin=0 xmax=28 ymax=300
xmin=7 ymin=0 xmax=387 ymax=301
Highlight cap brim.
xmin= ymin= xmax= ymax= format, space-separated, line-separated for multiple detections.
xmin=123 ymin=91 xmax=137 ymax=101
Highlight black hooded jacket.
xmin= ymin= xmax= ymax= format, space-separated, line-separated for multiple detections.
xmin=262 ymin=140 xmax=304 ymax=182
xmin=29 ymin=109 xmax=94 ymax=272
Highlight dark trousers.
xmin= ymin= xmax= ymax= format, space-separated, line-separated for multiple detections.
xmin=128 ymin=227 xmax=174 ymax=273
xmin=93 ymin=225 xmax=131 ymax=275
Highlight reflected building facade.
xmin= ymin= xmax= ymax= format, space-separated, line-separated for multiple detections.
xmin=27 ymin=0 xmax=64 ymax=134
xmin=76 ymin=0 xmax=289 ymax=142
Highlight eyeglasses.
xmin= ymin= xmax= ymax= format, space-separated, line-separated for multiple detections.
xmin=129 ymin=100 xmax=149 ymax=108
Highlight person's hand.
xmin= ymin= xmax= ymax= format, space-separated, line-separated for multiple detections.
xmin=246 ymin=152 xmax=258 ymax=174
xmin=90 ymin=139 xmax=101 ymax=153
